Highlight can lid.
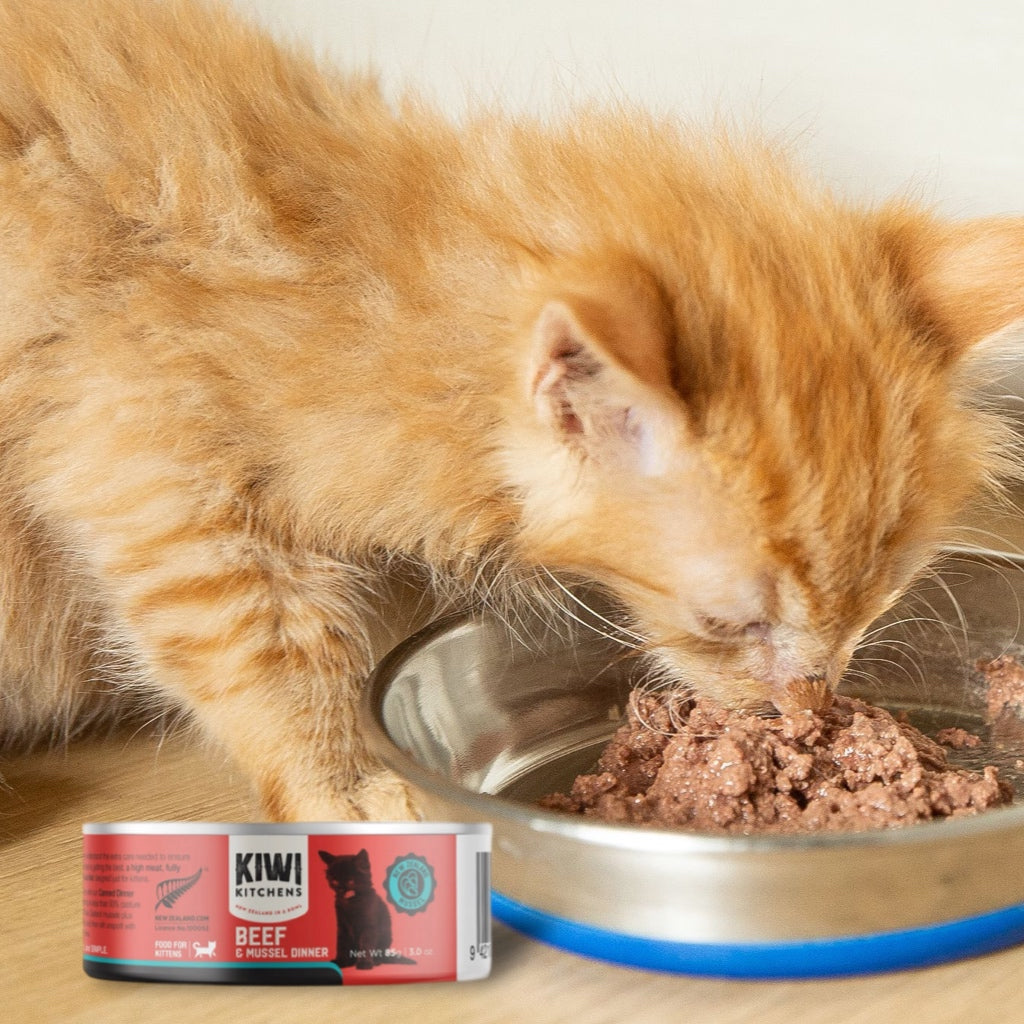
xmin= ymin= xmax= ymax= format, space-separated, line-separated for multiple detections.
xmin=83 ymin=821 xmax=492 ymax=836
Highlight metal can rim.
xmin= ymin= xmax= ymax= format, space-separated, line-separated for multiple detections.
xmin=83 ymin=820 xmax=492 ymax=836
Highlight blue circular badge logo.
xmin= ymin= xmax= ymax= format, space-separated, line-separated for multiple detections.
xmin=384 ymin=854 xmax=436 ymax=916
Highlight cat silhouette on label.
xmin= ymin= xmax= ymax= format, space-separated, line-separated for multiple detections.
xmin=319 ymin=849 xmax=415 ymax=969
xmin=2 ymin=0 xmax=1024 ymax=826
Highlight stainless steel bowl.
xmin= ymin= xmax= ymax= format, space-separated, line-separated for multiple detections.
xmin=363 ymin=549 xmax=1024 ymax=977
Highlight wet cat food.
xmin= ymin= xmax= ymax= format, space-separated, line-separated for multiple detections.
xmin=979 ymin=654 xmax=1024 ymax=746
xmin=540 ymin=693 xmax=1012 ymax=833
xmin=82 ymin=822 xmax=491 ymax=984
xmin=980 ymin=655 xmax=1024 ymax=721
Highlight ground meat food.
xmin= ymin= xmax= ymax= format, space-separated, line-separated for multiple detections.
xmin=979 ymin=654 xmax=1024 ymax=746
xmin=935 ymin=727 xmax=981 ymax=750
xmin=540 ymin=693 xmax=1012 ymax=834
xmin=979 ymin=655 xmax=1024 ymax=721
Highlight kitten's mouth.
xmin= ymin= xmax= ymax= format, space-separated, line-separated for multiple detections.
xmin=706 ymin=670 xmax=835 ymax=715
xmin=652 ymin=648 xmax=837 ymax=715
xmin=671 ymin=674 xmax=834 ymax=716
xmin=772 ymin=674 xmax=834 ymax=715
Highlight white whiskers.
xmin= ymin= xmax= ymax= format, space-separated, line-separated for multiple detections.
xmin=537 ymin=567 xmax=650 ymax=654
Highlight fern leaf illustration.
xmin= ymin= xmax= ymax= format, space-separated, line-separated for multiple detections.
xmin=154 ymin=867 xmax=203 ymax=911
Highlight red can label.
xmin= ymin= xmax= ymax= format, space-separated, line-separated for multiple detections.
xmin=83 ymin=823 xmax=491 ymax=984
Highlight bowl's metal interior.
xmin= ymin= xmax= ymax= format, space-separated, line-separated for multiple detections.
xmin=365 ymin=549 xmax=1024 ymax=944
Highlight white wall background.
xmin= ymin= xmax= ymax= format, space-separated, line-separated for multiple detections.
xmin=239 ymin=0 xmax=1023 ymax=218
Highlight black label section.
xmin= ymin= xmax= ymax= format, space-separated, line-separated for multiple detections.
xmin=83 ymin=959 xmax=344 ymax=986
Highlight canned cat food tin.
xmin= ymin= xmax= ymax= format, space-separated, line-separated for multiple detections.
xmin=82 ymin=822 xmax=492 ymax=984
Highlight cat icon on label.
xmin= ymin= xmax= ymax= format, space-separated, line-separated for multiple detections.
xmin=319 ymin=849 xmax=417 ymax=972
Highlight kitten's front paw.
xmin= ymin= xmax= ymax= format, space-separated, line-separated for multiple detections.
xmin=349 ymin=769 xmax=422 ymax=822
xmin=261 ymin=768 xmax=422 ymax=822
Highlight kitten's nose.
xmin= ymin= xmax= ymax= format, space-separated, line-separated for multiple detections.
xmin=771 ymin=673 xmax=833 ymax=714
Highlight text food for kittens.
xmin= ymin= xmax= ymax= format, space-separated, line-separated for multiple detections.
xmin=82 ymin=822 xmax=492 ymax=984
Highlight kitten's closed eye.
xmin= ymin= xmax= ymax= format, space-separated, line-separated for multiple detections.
xmin=697 ymin=616 xmax=772 ymax=643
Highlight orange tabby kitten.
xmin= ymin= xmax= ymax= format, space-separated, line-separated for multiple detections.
xmin=1 ymin=0 xmax=1022 ymax=820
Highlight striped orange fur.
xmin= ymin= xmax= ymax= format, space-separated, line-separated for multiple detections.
xmin=1 ymin=0 xmax=1023 ymax=818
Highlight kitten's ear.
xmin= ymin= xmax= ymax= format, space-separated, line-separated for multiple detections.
xmin=318 ymin=850 xmax=335 ymax=866
xmin=888 ymin=215 xmax=1024 ymax=354
xmin=529 ymin=296 xmax=682 ymax=475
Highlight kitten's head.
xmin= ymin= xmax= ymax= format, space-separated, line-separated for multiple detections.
xmin=501 ymin=153 xmax=1024 ymax=713
xmin=319 ymin=849 xmax=373 ymax=900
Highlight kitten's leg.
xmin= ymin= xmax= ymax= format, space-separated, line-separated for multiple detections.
xmin=149 ymin=544 xmax=418 ymax=822
xmin=333 ymin=920 xmax=358 ymax=967
xmin=35 ymin=458 xmax=418 ymax=821
xmin=146 ymin=543 xmax=418 ymax=822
